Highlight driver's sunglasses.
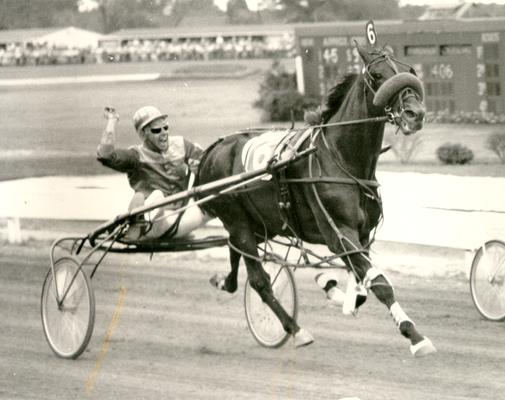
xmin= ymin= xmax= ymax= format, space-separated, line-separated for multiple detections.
xmin=149 ymin=125 xmax=169 ymax=135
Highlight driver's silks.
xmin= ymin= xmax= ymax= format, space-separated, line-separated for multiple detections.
xmin=342 ymin=273 xmax=367 ymax=316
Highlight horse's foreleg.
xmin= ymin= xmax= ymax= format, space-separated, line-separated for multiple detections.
xmin=359 ymin=263 xmax=437 ymax=357
xmin=323 ymin=226 xmax=436 ymax=357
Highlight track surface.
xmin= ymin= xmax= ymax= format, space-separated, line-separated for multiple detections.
xmin=1 ymin=242 xmax=504 ymax=400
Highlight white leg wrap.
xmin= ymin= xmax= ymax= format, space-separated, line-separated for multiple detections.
xmin=342 ymin=273 xmax=367 ymax=316
xmin=389 ymin=302 xmax=414 ymax=328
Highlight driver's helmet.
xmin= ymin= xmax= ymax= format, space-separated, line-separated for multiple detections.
xmin=132 ymin=106 xmax=168 ymax=134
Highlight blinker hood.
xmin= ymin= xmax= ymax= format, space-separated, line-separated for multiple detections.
xmin=373 ymin=72 xmax=425 ymax=108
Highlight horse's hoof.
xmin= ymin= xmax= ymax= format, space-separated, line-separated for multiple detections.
xmin=410 ymin=337 xmax=437 ymax=357
xmin=209 ymin=273 xmax=226 ymax=291
xmin=293 ymin=328 xmax=314 ymax=348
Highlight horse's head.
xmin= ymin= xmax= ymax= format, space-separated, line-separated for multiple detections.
xmin=357 ymin=45 xmax=425 ymax=135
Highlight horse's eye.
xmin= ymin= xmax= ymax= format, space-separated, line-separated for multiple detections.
xmin=372 ymin=72 xmax=382 ymax=80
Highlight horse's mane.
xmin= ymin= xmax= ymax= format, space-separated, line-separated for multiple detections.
xmin=320 ymin=73 xmax=359 ymax=123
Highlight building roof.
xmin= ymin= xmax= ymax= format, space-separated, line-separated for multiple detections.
xmin=0 ymin=27 xmax=103 ymax=46
xmin=418 ymin=1 xmax=494 ymax=20
xmin=0 ymin=28 xmax=61 ymax=44
xmin=104 ymin=23 xmax=296 ymax=41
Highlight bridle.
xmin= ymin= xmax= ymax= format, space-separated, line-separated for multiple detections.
xmin=307 ymin=52 xmax=423 ymax=130
xmin=363 ymin=50 xmax=423 ymax=127
xmin=297 ymin=51 xmax=424 ymax=198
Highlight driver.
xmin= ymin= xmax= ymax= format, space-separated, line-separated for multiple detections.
xmin=97 ymin=105 xmax=212 ymax=240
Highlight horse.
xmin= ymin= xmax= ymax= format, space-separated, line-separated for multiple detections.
xmin=196 ymin=44 xmax=436 ymax=357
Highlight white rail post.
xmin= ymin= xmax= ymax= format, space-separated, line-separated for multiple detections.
xmin=7 ymin=217 xmax=22 ymax=244
xmin=295 ymin=55 xmax=305 ymax=94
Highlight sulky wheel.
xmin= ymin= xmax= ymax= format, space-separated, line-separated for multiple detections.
xmin=244 ymin=262 xmax=298 ymax=348
xmin=470 ymin=240 xmax=505 ymax=321
xmin=41 ymin=257 xmax=95 ymax=359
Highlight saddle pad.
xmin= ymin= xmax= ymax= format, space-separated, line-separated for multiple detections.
xmin=241 ymin=128 xmax=314 ymax=173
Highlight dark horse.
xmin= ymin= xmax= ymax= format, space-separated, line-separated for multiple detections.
xmin=197 ymin=45 xmax=436 ymax=357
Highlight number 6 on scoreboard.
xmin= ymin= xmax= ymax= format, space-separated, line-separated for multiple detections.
xmin=366 ymin=20 xmax=377 ymax=46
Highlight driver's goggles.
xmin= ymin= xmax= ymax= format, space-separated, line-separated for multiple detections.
xmin=149 ymin=125 xmax=169 ymax=134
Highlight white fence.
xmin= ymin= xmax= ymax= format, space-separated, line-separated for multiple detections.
xmin=1 ymin=172 xmax=504 ymax=251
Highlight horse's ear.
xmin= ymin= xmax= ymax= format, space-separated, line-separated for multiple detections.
xmin=356 ymin=44 xmax=371 ymax=65
xmin=304 ymin=107 xmax=322 ymax=126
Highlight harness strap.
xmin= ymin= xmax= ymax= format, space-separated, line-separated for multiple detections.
xmin=307 ymin=115 xmax=388 ymax=130
xmin=272 ymin=167 xmax=299 ymax=232
xmin=307 ymin=139 xmax=371 ymax=281
xmin=281 ymin=177 xmax=379 ymax=188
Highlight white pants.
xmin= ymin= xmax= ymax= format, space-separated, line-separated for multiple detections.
xmin=142 ymin=175 xmax=213 ymax=239
xmin=142 ymin=194 xmax=212 ymax=239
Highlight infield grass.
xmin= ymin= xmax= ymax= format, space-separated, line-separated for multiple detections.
xmin=1 ymin=61 xmax=504 ymax=180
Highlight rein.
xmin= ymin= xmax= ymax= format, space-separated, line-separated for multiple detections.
xmin=279 ymin=116 xmax=390 ymax=190
xmin=304 ymin=115 xmax=389 ymax=129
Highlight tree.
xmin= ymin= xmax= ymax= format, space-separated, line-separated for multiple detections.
xmin=341 ymin=0 xmax=400 ymax=20
xmin=226 ymin=0 xmax=258 ymax=24
xmin=0 ymin=0 xmax=77 ymax=29
xmin=272 ymin=0 xmax=326 ymax=22
xmin=83 ymin=0 xmax=165 ymax=33
xmin=163 ymin=0 xmax=223 ymax=27
xmin=0 ymin=0 xmax=226 ymax=32
xmin=267 ymin=0 xmax=400 ymax=22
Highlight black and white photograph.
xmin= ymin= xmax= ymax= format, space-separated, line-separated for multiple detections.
xmin=1 ymin=0 xmax=505 ymax=398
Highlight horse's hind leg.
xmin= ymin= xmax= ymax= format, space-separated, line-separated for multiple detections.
xmin=209 ymin=246 xmax=241 ymax=293
xmin=229 ymin=226 xmax=313 ymax=347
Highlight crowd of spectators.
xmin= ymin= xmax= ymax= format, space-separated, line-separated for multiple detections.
xmin=0 ymin=43 xmax=93 ymax=66
xmin=0 ymin=35 xmax=295 ymax=67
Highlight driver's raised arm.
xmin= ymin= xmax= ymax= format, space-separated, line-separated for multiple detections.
xmin=97 ymin=107 xmax=138 ymax=172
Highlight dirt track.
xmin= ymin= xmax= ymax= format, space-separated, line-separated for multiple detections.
xmin=1 ymin=241 xmax=504 ymax=400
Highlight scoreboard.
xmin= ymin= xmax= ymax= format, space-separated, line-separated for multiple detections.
xmin=295 ymin=19 xmax=505 ymax=114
